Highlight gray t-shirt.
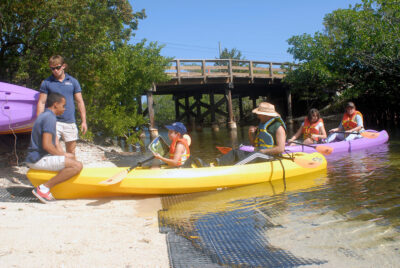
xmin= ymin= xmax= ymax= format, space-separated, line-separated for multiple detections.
xmin=25 ymin=109 xmax=57 ymax=163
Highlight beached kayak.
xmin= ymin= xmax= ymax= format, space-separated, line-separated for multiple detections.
xmin=239 ymin=130 xmax=389 ymax=156
xmin=26 ymin=152 xmax=327 ymax=199
xmin=0 ymin=82 xmax=39 ymax=134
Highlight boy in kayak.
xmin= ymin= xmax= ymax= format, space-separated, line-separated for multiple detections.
xmin=217 ymin=102 xmax=286 ymax=165
xmin=152 ymin=122 xmax=191 ymax=167
xmin=26 ymin=93 xmax=83 ymax=203
xmin=325 ymin=102 xmax=364 ymax=143
xmin=287 ymin=108 xmax=327 ymax=145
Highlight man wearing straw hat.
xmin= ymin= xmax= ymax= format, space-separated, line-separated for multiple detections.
xmin=217 ymin=102 xmax=286 ymax=165
xmin=248 ymin=102 xmax=287 ymax=154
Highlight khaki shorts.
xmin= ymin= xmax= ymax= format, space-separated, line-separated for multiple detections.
xmin=27 ymin=155 xmax=65 ymax=171
xmin=57 ymin=122 xmax=79 ymax=142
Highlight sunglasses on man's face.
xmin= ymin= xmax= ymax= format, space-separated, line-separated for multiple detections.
xmin=50 ymin=65 xmax=62 ymax=71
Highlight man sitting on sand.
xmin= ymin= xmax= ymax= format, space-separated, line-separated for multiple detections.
xmin=26 ymin=93 xmax=82 ymax=203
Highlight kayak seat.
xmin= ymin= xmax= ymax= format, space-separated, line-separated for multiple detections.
xmin=193 ymin=157 xmax=210 ymax=167
xmin=181 ymin=156 xmax=210 ymax=168
xmin=235 ymin=152 xmax=274 ymax=165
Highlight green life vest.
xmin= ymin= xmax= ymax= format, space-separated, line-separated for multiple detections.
xmin=254 ymin=117 xmax=286 ymax=149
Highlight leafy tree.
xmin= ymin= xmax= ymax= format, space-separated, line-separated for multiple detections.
xmin=152 ymin=95 xmax=176 ymax=124
xmin=216 ymin=47 xmax=246 ymax=67
xmin=81 ymin=42 xmax=171 ymax=143
xmin=284 ymin=0 xmax=400 ymax=124
xmin=0 ymin=0 xmax=171 ymax=143
xmin=218 ymin=47 xmax=244 ymax=60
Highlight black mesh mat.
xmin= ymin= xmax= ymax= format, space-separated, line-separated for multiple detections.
xmin=0 ymin=186 xmax=38 ymax=203
xmin=166 ymin=232 xmax=222 ymax=268
xmin=159 ymin=190 xmax=327 ymax=267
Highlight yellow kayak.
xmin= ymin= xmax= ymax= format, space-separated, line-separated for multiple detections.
xmin=26 ymin=152 xmax=327 ymax=199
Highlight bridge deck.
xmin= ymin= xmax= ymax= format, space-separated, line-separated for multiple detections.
xmin=144 ymin=59 xmax=293 ymax=134
xmin=160 ymin=59 xmax=291 ymax=87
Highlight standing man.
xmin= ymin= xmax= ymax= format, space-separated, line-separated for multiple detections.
xmin=37 ymin=55 xmax=87 ymax=156
xmin=27 ymin=93 xmax=83 ymax=203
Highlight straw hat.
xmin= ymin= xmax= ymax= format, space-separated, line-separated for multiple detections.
xmin=252 ymin=102 xmax=280 ymax=117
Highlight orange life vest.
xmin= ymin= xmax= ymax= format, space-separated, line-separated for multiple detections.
xmin=342 ymin=111 xmax=363 ymax=131
xmin=169 ymin=137 xmax=190 ymax=166
xmin=302 ymin=118 xmax=323 ymax=141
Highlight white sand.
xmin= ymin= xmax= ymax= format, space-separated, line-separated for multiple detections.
xmin=0 ymin=142 xmax=169 ymax=268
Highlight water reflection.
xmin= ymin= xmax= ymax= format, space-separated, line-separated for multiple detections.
xmin=325 ymin=144 xmax=399 ymax=226
xmin=160 ymin=172 xmax=328 ymax=267
xmin=159 ymin=127 xmax=400 ymax=267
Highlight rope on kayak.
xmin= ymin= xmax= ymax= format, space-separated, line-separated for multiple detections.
xmin=280 ymin=149 xmax=298 ymax=191
xmin=0 ymin=93 xmax=19 ymax=165
xmin=277 ymin=157 xmax=286 ymax=190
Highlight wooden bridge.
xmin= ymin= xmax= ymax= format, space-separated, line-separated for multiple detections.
xmin=142 ymin=59 xmax=293 ymax=134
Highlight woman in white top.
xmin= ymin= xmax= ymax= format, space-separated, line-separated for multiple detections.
xmin=288 ymin=108 xmax=327 ymax=146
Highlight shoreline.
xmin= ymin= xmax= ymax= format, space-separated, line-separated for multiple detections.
xmin=0 ymin=140 xmax=170 ymax=267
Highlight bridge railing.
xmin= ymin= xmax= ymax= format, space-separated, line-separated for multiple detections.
xmin=165 ymin=59 xmax=292 ymax=82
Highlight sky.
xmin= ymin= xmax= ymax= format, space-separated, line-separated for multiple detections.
xmin=129 ymin=0 xmax=360 ymax=63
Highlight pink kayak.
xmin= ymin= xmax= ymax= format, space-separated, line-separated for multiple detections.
xmin=239 ymin=130 xmax=389 ymax=156
xmin=0 ymin=82 xmax=39 ymax=134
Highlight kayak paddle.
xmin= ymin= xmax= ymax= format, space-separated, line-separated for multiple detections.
xmin=289 ymin=141 xmax=333 ymax=155
xmin=216 ymin=146 xmax=233 ymax=154
xmin=216 ymin=146 xmax=323 ymax=168
xmin=217 ymin=143 xmax=333 ymax=156
xmin=331 ymin=131 xmax=379 ymax=139
xmin=99 ymin=155 xmax=155 ymax=185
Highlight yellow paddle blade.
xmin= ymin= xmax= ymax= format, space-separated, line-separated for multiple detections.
xmin=293 ymin=157 xmax=322 ymax=169
xmin=99 ymin=169 xmax=128 ymax=185
xmin=315 ymin=145 xmax=333 ymax=156
xmin=361 ymin=131 xmax=379 ymax=139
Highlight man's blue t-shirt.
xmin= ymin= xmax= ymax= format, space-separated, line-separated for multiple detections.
xmin=40 ymin=73 xmax=81 ymax=123
xmin=25 ymin=109 xmax=57 ymax=163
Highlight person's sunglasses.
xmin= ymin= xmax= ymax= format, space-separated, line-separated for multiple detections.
xmin=50 ymin=65 xmax=62 ymax=71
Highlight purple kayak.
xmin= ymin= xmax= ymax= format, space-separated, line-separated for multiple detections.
xmin=239 ymin=130 xmax=389 ymax=156
xmin=0 ymin=82 xmax=39 ymax=134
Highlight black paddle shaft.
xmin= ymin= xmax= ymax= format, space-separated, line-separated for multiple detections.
xmin=127 ymin=155 xmax=155 ymax=172
xmin=291 ymin=140 xmax=317 ymax=148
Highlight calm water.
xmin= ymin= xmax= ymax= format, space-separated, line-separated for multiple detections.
xmin=157 ymin=126 xmax=400 ymax=267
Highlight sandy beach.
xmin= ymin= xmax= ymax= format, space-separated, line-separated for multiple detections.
xmin=0 ymin=141 xmax=169 ymax=268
